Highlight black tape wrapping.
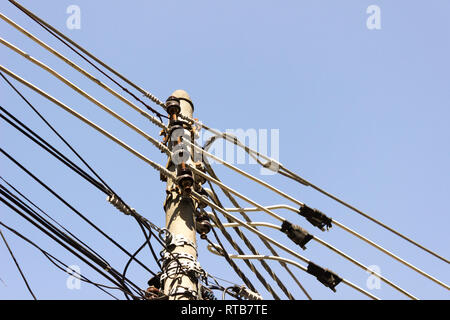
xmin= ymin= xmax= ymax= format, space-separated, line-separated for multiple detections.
xmin=306 ymin=261 xmax=342 ymax=292
xmin=299 ymin=205 xmax=332 ymax=231
xmin=280 ymin=220 xmax=313 ymax=249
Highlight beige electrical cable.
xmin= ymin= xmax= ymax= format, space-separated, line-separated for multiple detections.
xmin=0 ymin=13 xmax=165 ymax=131
xmin=0 ymin=65 xmax=174 ymax=181
xmin=7 ymin=0 xmax=167 ymax=110
xmin=0 ymin=37 xmax=169 ymax=156
xmin=1 ymin=10 xmax=444 ymax=295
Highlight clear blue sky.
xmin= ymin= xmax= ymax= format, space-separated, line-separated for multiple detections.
xmin=1 ymin=0 xmax=449 ymax=300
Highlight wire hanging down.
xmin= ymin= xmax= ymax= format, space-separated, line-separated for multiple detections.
xmin=0 ymin=229 xmax=37 ymax=300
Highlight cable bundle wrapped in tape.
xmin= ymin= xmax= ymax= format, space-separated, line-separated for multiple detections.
xmin=299 ymin=204 xmax=332 ymax=231
xmin=307 ymin=261 xmax=342 ymax=292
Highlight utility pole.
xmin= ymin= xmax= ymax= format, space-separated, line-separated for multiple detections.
xmin=161 ymin=90 xmax=200 ymax=300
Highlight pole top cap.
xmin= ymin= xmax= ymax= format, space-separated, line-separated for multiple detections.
xmin=170 ymin=89 xmax=194 ymax=112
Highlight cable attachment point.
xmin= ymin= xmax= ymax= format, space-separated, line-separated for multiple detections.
xmin=299 ymin=204 xmax=332 ymax=231
xmin=106 ymin=194 xmax=135 ymax=216
xmin=306 ymin=261 xmax=342 ymax=292
xmin=280 ymin=220 xmax=313 ymax=250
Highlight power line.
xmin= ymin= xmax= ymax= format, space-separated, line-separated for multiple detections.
xmin=0 ymin=37 xmax=169 ymax=155
xmin=8 ymin=0 xmax=168 ymax=112
xmin=0 ymin=188 xmax=142 ymax=299
xmin=1 ymin=71 xmax=166 ymax=278
xmin=0 ymin=228 xmax=37 ymax=300
xmin=10 ymin=0 xmax=447 ymax=266
xmin=0 ymin=147 xmax=157 ymax=278
xmin=0 ymin=177 xmax=109 ymax=267
xmin=0 ymin=9 xmax=166 ymax=123
xmin=199 ymin=125 xmax=450 ymax=264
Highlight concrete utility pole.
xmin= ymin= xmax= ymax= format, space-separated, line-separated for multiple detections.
xmin=162 ymin=90 xmax=199 ymax=300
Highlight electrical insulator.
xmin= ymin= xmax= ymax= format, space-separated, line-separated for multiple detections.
xmin=195 ymin=213 xmax=212 ymax=239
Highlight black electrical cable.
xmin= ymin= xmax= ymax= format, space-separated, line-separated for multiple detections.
xmin=134 ymin=217 xmax=161 ymax=270
xmin=203 ymin=160 xmax=312 ymax=300
xmin=0 ymin=185 xmax=143 ymax=298
xmin=0 ymin=191 xmax=141 ymax=299
xmin=0 ymin=180 xmax=109 ymax=267
xmin=0 ymin=220 xmax=120 ymax=300
xmin=0 ymin=104 xmax=164 ymax=270
xmin=0 ymin=72 xmax=113 ymax=193
xmin=0 ymin=228 xmax=37 ymax=300
xmin=1 ymin=73 xmax=163 ymax=249
xmin=0 ymin=147 xmax=156 ymax=277
xmin=0 ymin=107 xmax=108 ymax=194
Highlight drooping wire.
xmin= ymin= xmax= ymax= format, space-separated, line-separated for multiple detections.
xmin=0 ymin=228 xmax=37 ymax=300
